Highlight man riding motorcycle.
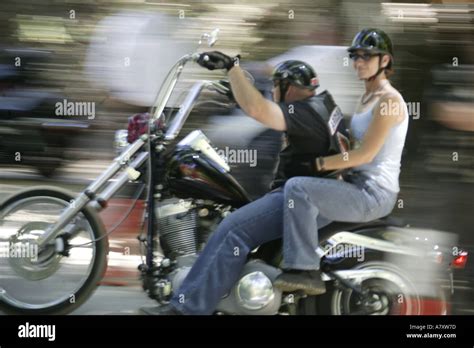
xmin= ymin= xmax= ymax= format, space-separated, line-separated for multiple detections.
xmin=140 ymin=54 xmax=349 ymax=315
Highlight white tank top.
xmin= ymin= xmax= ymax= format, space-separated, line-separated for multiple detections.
xmin=349 ymin=93 xmax=409 ymax=193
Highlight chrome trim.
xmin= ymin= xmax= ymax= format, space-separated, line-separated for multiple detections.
xmin=164 ymin=81 xmax=209 ymax=141
xmin=151 ymin=53 xmax=201 ymax=123
xmin=177 ymin=130 xmax=230 ymax=172
xmin=316 ymin=231 xmax=423 ymax=259
xmin=35 ymin=136 xmax=148 ymax=247
xmin=114 ymin=129 xmax=129 ymax=155
xmin=331 ymin=269 xmax=409 ymax=289
xmin=155 ymin=199 xmax=194 ymax=219
xmin=88 ymin=151 xmax=149 ymax=211
xmin=236 ymin=271 xmax=275 ymax=310
xmin=208 ymin=80 xmax=230 ymax=95
xmin=163 ymin=80 xmax=231 ymax=143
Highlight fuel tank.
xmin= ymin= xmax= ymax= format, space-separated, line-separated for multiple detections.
xmin=165 ymin=130 xmax=251 ymax=207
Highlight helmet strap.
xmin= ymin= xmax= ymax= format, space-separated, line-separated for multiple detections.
xmin=367 ymin=54 xmax=385 ymax=82
xmin=279 ymin=80 xmax=290 ymax=102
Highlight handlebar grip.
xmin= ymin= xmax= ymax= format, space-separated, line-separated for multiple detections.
xmin=193 ymin=53 xmax=209 ymax=63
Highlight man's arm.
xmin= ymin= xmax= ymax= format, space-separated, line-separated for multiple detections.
xmin=228 ymin=66 xmax=286 ymax=131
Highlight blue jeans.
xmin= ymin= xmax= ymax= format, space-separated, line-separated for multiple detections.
xmin=170 ymin=173 xmax=397 ymax=314
xmin=282 ymin=174 xmax=398 ymax=270
xmin=170 ymin=189 xmax=285 ymax=315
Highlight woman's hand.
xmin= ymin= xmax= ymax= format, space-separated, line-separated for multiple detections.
xmin=315 ymin=94 xmax=405 ymax=172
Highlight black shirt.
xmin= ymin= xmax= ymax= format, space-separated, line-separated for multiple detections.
xmin=270 ymin=91 xmax=340 ymax=189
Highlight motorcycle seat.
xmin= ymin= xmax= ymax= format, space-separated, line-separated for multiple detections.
xmin=318 ymin=215 xmax=407 ymax=241
xmin=252 ymin=215 xmax=407 ymax=264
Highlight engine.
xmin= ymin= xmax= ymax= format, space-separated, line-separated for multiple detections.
xmin=167 ymin=254 xmax=282 ymax=315
xmin=154 ymin=198 xmax=222 ymax=260
xmin=153 ymin=198 xmax=283 ymax=315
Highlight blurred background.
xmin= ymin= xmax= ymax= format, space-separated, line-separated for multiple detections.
xmin=0 ymin=0 xmax=472 ymax=314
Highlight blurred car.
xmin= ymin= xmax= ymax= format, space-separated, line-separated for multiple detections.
xmin=0 ymin=47 xmax=89 ymax=176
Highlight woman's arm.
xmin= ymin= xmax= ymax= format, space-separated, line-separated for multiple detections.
xmin=316 ymin=94 xmax=405 ymax=171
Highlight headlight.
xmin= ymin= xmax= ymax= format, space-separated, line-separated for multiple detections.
xmin=236 ymin=271 xmax=275 ymax=310
xmin=114 ymin=129 xmax=129 ymax=155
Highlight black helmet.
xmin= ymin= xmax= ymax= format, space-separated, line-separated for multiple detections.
xmin=272 ymin=60 xmax=319 ymax=102
xmin=348 ymin=28 xmax=394 ymax=78
xmin=348 ymin=28 xmax=393 ymax=56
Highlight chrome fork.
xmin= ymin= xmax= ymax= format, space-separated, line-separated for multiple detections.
xmin=34 ymin=135 xmax=148 ymax=249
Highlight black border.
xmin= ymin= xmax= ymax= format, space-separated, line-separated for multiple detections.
xmin=1 ymin=315 xmax=473 ymax=347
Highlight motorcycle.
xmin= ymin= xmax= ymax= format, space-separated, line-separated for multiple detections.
xmin=0 ymin=30 xmax=459 ymax=315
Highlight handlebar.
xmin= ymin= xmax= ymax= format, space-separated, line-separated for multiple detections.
xmin=150 ymin=53 xmax=199 ymax=121
xmin=151 ymin=51 xmax=234 ymax=142
xmin=193 ymin=53 xmax=231 ymax=95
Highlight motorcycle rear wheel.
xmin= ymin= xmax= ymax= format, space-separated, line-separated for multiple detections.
xmin=299 ymin=261 xmax=426 ymax=315
xmin=0 ymin=186 xmax=108 ymax=314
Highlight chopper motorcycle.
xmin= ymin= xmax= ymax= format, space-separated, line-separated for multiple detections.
xmin=0 ymin=30 xmax=456 ymax=315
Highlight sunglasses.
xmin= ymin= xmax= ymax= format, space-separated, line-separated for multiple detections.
xmin=349 ymin=52 xmax=379 ymax=61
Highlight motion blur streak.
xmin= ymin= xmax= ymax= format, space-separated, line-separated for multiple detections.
xmin=0 ymin=0 xmax=472 ymax=314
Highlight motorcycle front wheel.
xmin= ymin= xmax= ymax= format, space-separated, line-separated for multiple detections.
xmin=0 ymin=186 xmax=108 ymax=314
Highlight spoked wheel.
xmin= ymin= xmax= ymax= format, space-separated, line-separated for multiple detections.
xmin=330 ymin=261 xmax=422 ymax=315
xmin=298 ymin=261 xmax=424 ymax=315
xmin=0 ymin=187 xmax=108 ymax=314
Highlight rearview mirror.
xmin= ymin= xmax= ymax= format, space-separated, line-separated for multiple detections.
xmin=199 ymin=28 xmax=220 ymax=47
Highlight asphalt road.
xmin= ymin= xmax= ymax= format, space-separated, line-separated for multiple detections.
xmin=71 ymin=286 xmax=156 ymax=315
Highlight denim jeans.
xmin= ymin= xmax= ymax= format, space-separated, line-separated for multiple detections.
xmin=170 ymin=172 xmax=397 ymax=314
xmin=170 ymin=189 xmax=284 ymax=315
xmin=282 ymin=173 xmax=398 ymax=270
